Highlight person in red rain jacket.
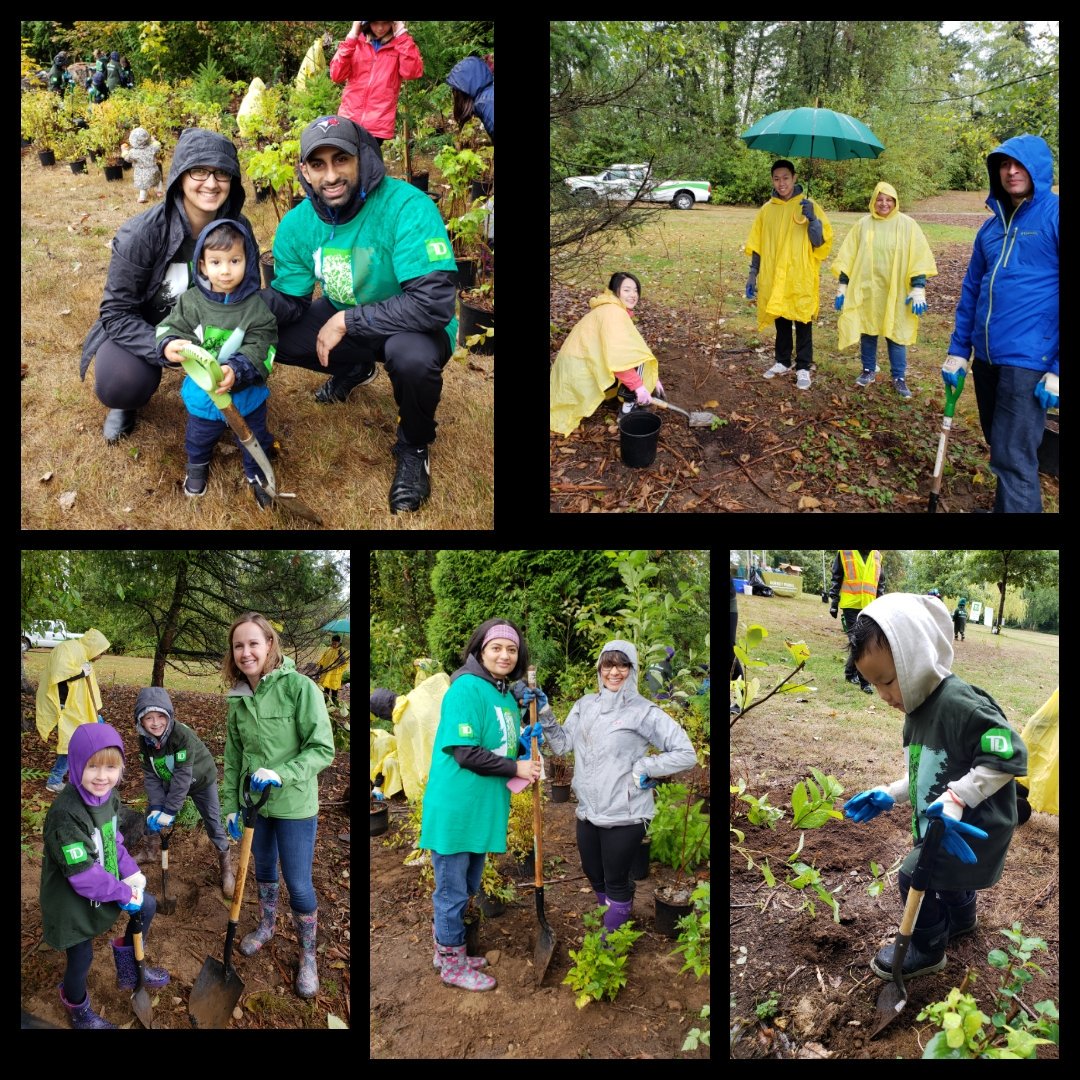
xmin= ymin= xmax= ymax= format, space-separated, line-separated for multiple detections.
xmin=328 ymin=20 xmax=424 ymax=143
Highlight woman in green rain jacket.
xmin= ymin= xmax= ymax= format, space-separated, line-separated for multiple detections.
xmin=221 ymin=611 xmax=334 ymax=1000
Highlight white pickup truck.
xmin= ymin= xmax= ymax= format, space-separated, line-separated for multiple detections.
xmin=564 ymin=163 xmax=711 ymax=210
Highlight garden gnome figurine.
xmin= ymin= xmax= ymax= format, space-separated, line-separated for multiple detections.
xmin=122 ymin=127 xmax=164 ymax=203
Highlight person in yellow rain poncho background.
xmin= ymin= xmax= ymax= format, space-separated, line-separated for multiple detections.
xmin=746 ymin=160 xmax=833 ymax=391
xmin=317 ymin=634 xmax=348 ymax=707
xmin=831 ymin=181 xmax=938 ymax=400
xmin=36 ymin=629 xmax=110 ymax=794
xmin=550 ymin=272 xmax=661 ymax=436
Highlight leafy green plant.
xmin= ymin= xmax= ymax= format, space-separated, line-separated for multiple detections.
xmin=21 ymin=89 xmax=62 ymax=152
xmin=480 ymin=856 xmax=517 ymax=905
xmin=754 ymin=991 xmax=780 ymax=1021
xmin=867 ymin=860 xmax=887 ymax=897
xmin=562 ymin=906 xmax=643 ymax=1008
xmin=682 ymin=1003 xmax=710 ymax=1051
xmin=730 ymin=777 xmax=784 ymax=828
xmin=649 ymin=782 xmax=710 ymax=872
xmin=730 ymin=625 xmax=814 ymax=718
xmin=790 ymin=768 xmax=844 ymax=829
xmin=671 ymin=880 xmax=710 ymax=979
xmin=917 ymin=923 xmax=1058 ymax=1058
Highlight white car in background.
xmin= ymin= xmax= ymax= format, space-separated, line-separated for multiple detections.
xmin=21 ymin=620 xmax=84 ymax=649
xmin=565 ymin=163 xmax=711 ymax=210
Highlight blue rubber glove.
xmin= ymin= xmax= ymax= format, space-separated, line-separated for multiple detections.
xmin=1034 ymin=372 xmax=1058 ymax=409
xmin=251 ymin=768 xmax=283 ymax=792
xmin=834 ymin=284 xmax=846 ymax=311
xmin=97 ymin=714 xmax=105 ymax=723
xmin=226 ymin=812 xmax=242 ymax=842
xmin=120 ymin=885 xmax=143 ymax=913
xmin=146 ymin=810 xmax=175 ymax=833
xmin=843 ymin=788 xmax=895 ymax=823
xmin=941 ymin=356 xmax=968 ymax=389
xmin=517 ymin=723 xmax=544 ymax=759
xmin=800 ymin=198 xmax=816 ymax=221
xmin=746 ymin=270 xmax=758 ymax=300
xmin=905 ymin=287 xmax=927 ymax=316
xmin=632 ymin=772 xmax=658 ymax=789
xmin=924 ymin=801 xmax=988 ymax=864
xmin=521 ymin=686 xmax=548 ymax=712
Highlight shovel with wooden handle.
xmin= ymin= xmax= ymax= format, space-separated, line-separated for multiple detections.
xmin=649 ymin=396 xmax=721 ymax=428
xmin=177 ymin=343 xmax=323 ymax=525
xmin=528 ymin=665 xmax=556 ymax=985
xmin=159 ymin=826 xmax=176 ymax=915
xmin=869 ymin=817 xmax=946 ymax=1039
xmin=129 ymin=909 xmax=153 ymax=1029
xmin=928 ymin=362 xmax=968 ymax=513
xmin=187 ymin=779 xmax=272 ymax=1028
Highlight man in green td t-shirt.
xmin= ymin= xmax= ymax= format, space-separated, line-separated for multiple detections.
xmin=264 ymin=115 xmax=459 ymax=514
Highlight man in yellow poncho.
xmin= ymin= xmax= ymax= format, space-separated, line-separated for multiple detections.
xmin=35 ymin=628 xmax=110 ymax=793
xmin=831 ymin=181 xmax=937 ymax=399
xmin=550 ymin=272 xmax=660 ymax=436
xmin=746 ymin=160 xmax=833 ymax=391
xmin=317 ymin=634 xmax=348 ymax=706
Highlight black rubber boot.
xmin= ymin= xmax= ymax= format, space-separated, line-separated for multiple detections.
xmin=870 ymin=911 xmax=948 ymax=980
xmin=103 ymin=408 xmax=137 ymax=444
xmin=944 ymin=896 xmax=978 ymax=943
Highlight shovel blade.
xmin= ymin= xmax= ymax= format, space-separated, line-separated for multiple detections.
xmin=869 ymin=978 xmax=908 ymax=1039
xmin=688 ymin=412 xmax=720 ymax=428
xmin=131 ymin=985 xmax=153 ymax=1029
xmin=188 ymin=956 xmax=244 ymax=1029
xmin=533 ymin=922 xmax=556 ymax=986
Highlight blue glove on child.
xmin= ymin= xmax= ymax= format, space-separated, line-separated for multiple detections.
xmin=843 ymin=788 xmax=895 ymax=823
xmin=923 ymin=801 xmax=988 ymax=864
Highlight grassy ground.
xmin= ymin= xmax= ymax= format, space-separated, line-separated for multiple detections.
xmin=21 ymin=150 xmax=493 ymax=530
xmin=731 ymin=590 xmax=1059 ymax=791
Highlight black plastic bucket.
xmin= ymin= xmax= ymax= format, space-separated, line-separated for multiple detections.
xmin=619 ymin=411 xmax=661 ymax=468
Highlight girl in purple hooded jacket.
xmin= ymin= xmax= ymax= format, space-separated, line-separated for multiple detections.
xmin=40 ymin=722 xmax=171 ymax=1029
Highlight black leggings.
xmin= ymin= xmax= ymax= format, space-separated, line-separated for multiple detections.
xmin=93 ymin=338 xmax=166 ymax=410
xmin=63 ymin=893 xmax=158 ymax=1002
xmin=576 ymin=818 xmax=646 ymax=903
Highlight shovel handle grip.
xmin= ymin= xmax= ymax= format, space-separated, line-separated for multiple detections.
xmin=131 ymin=909 xmax=145 ymax=964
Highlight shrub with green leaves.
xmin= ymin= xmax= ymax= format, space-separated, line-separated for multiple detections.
xmin=649 ymin=782 xmax=710 ymax=871
xmin=562 ymin=906 xmax=644 ymax=1008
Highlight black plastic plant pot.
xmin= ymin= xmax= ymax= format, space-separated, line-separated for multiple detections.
xmin=550 ymin=782 xmax=571 ymax=803
xmin=458 ymin=295 xmax=494 ymax=354
xmin=369 ymin=802 xmax=389 ymax=836
xmin=654 ymin=888 xmax=693 ymax=937
xmin=477 ymin=893 xmax=506 ymax=917
xmin=619 ymin=411 xmax=661 ymax=468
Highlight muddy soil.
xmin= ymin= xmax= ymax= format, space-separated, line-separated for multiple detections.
xmin=370 ymin=782 xmax=711 ymax=1058
xmin=20 ymin=684 xmax=351 ymax=1030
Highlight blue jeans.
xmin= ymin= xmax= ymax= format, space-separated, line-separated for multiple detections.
xmin=970 ymin=359 xmax=1046 ymax=513
xmin=431 ymin=851 xmax=485 ymax=947
xmin=185 ymin=401 xmax=273 ymax=484
xmin=860 ymin=335 xmax=906 ymax=378
xmin=48 ymin=755 xmax=68 ymax=786
xmin=249 ymin=815 xmax=319 ymax=913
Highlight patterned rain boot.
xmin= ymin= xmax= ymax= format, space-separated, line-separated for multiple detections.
xmin=239 ymin=881 xmax=279 ymax=956
xmin=112 ymin=937 xmax=171 ymax=989
xmin=293 ymin=910 xmax=320 ymax=999
xmin=58 ymin=983 xmax=116 ymax=1029
xmin=436 ymin=943 xmax=497 ymax=991
xmin=431 ymin=920 xmax=487 ymax=972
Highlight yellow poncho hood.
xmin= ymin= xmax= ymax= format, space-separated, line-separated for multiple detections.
xmin=830 ymin=181 xmax=938 ymax=350
xmin=549 ymin=290 xmax=658 ymax=436
xmin=745 ymin=185 xmax=833 ymax=330
xmin=35 ymin=629 xmax=110 ymax=754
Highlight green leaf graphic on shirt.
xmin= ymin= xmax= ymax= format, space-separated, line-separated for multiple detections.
xmin=201 ymin=326 xmax=231 ymax=356
xmin=321 ymin=248 xmax=354 ymax=306
xmin=153 ymin=758 xmax=174 ymax=782
xmin=981 ymin=727 xmax=1014 ymax=759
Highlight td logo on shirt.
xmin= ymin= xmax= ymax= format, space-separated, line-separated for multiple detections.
xmin=981 ymin=728 xmax=1015 ymax=759
xmin=457 ymin=723 xmax=474 ymax=739
xmin=62 ymin=842 xmax=89 ymax=866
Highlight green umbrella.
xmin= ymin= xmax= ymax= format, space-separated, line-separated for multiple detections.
xmin=319 ymin=619 xmax=350 ymax=634
xmin=740 ymin=107 xmax=884 ymax=161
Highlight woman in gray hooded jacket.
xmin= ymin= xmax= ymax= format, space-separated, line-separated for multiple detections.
xmin=526 ymin=639 xmax=696 ymax=936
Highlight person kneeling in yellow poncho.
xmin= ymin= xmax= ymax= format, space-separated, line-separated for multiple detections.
xmin=550 ymin=272 xmax=662 ymax=436
xmin=831 ymin=182 xmax=937 ymax=399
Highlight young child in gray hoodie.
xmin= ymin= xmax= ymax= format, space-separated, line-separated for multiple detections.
xmin=842 ymin=593 xmax=1028 ymax=981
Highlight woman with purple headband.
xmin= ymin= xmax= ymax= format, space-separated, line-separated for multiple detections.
xmin=418 ymin=617 xmax=540 ymax=991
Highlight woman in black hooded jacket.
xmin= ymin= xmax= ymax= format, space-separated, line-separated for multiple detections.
xmin=80 ymin=128 xmax=254 ymax=443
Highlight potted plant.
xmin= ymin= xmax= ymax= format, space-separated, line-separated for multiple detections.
xmin=86 ymin=99 xmax=130 ymax=180
xmin=52 ymin=127 xmax=89 ymax=174
xmin=242 ymin=136 xmax=303 ymax=286
xmin=370 ymin=777 xmax=389 ymax=836
xmin=506 ymin=788 xmax=535 ymax=879
xmin=649 ymin=782 xmax=711 ymax=937
xmin=21 ymin=89 xmax=62 ymax=166
xmin=478 ymin=855 xmax=517 ymax=917
xmin=549 ymin=751 xmax=573 ymax=803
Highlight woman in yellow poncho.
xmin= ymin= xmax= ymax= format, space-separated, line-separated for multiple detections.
xmin=317 ymin=635 xmax=348 ymax=706
xmin=36 ymin=629 xmax=110 ymax=793
xmin=550 ymin=272 xmax=663 ymax=436
xmin=831 ymin=181 xmax=937 ymax=399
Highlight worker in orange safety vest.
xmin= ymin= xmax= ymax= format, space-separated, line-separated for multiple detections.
xmin=828 ymin=550 xmax=885 ymax=693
